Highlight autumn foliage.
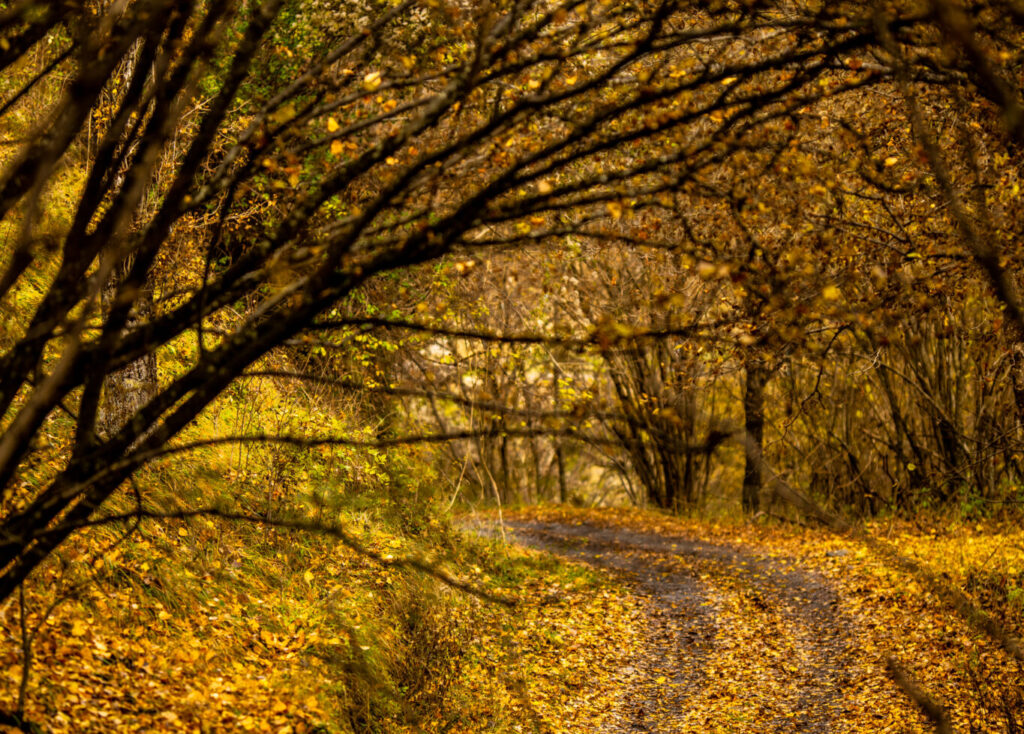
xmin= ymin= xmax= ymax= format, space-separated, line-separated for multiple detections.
xmin=0 ymin=0 xmax=1024 ymax=730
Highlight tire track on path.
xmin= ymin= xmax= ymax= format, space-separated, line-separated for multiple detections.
xmin=505 ymin=520 xmax=856 ymax=733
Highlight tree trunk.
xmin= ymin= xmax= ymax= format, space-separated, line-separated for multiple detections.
xmin=1009 ymin=344 xmax=1024 ymax=430
xmin=98 ymin=287 xmax=157 ymax=439
xmin=742 ymin=358 xmax=769 ymax=514
xmin=555 ymin=442 xmax=568 ymax=504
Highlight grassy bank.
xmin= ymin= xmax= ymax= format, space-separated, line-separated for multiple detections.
xmin=0 ymin=375 xmax=643 ymax=732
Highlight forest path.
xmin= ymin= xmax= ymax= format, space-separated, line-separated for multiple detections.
xmin=504 ymin=519 xmax=855 ymax=733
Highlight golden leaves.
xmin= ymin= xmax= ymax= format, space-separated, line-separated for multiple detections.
xmin=268 ymin=103 xmax=296 ymax=125
xmin=362 ymin=71 xmax=383 ymax=92
xmin=454 ymin=519 xmax=643 ymax=734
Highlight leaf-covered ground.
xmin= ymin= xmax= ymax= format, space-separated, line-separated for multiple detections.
xmin=0 ymin=506 xmax=645 ymax=734
xmin=3 ymin=504 xmax=1023 ymax=732
xmin=480 ymin=506 xmax=1024 ymax=733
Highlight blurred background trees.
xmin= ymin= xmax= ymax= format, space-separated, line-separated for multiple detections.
xmin=2 ymin=0 xmax=1024 ymax=586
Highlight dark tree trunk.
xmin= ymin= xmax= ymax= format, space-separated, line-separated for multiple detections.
xmin=742 ymin=358 xmax=769 ymax=515
xmin=555 ymin=442 xmax=568 ymax=504
xmin=551 ymin=352 xmax=569 ymax=504
xmin=1010 ymin=344 xmax=1024 ymax=430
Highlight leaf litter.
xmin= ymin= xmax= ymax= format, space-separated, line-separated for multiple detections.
xmin=490 ymin=506 xmax=1024 ymax=733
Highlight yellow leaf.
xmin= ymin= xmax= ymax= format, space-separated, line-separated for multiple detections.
xmin=331 ymin=140 xmax=344 ymax=155
xmin=70 ymin=620 xmax=88 ymax=637
xmin=178 ymin=527 xmax=189 ymax=537
xmin=303 ymin=569 xmax=314 ymax=584
xmin=327 ymin=117 xmax=340 ymax=133
xmin=822 ymin=285 xmax=841 ymax=301
xmin=362 ymin=71 xmax=383 ymax=92
xmin=696 ymin=261 xmax=716 ymax=280
xmin=884 ymin=156 xmax=899 ymax=167
xmin=269 ymin=103 xmax=297 ymax=125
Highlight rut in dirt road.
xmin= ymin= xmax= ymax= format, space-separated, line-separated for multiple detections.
xmin=504 ymin=520 xmax=856 ymax=734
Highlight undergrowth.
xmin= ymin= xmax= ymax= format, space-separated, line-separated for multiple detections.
xmin=0 ymin=367 xmax=641 ymax=733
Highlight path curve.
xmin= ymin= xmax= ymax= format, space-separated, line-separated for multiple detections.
xmin=505 ymin=519 xmax=855 ymax=733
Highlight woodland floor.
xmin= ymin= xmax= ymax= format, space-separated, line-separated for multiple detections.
xmin=476 ymin=506 xmax=1024 ymax=734
xmin=3 ymin=505 xmax=1023 ymax=732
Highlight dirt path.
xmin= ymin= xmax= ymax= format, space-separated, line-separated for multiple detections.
xmin=504 ymin=519 xmax=856 ymax=733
